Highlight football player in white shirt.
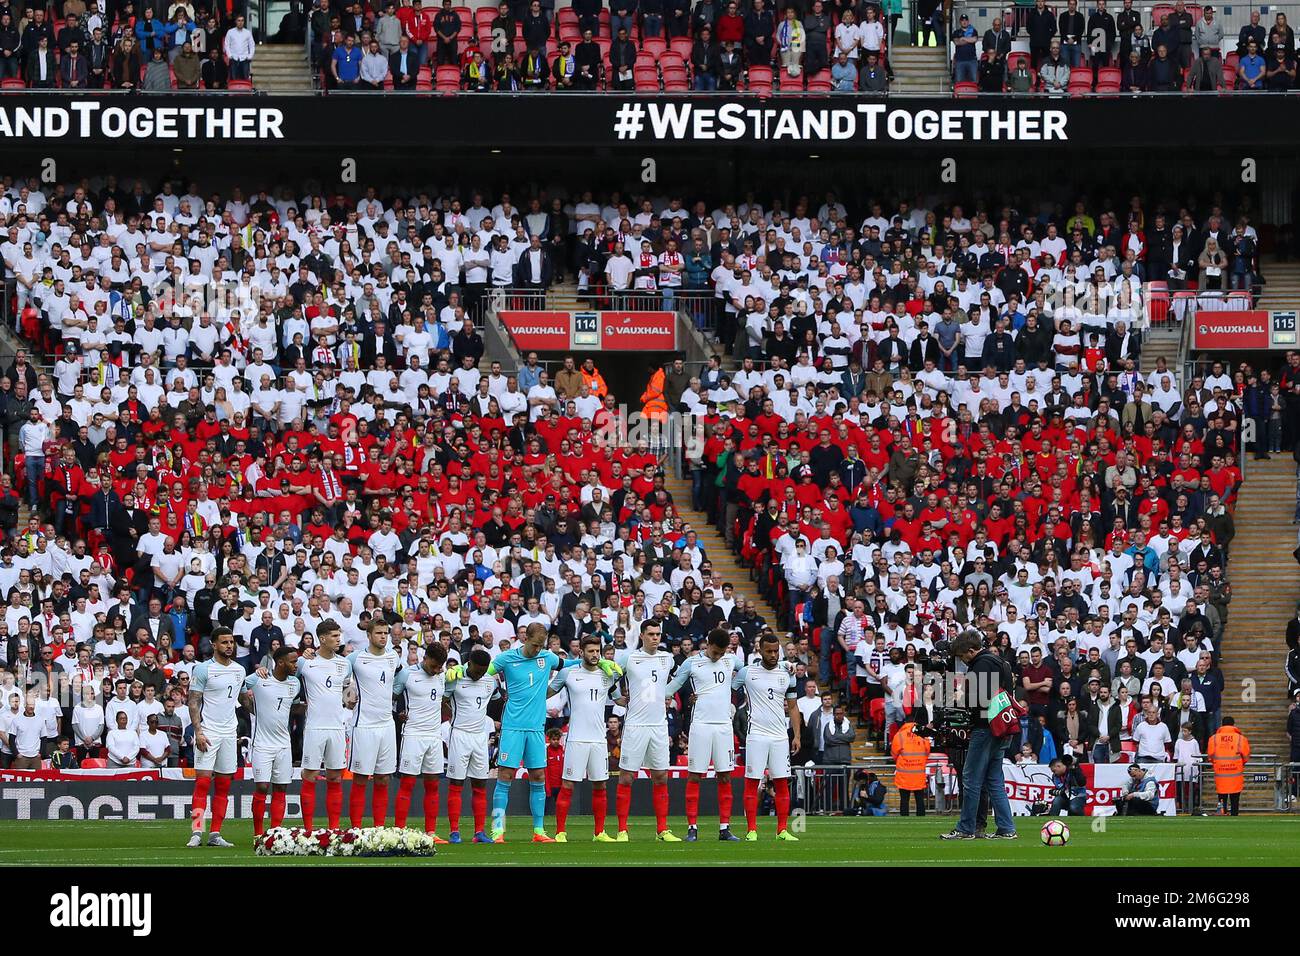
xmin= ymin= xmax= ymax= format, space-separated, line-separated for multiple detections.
xmin=549 ymin=635 xmax=618 ymax=843
xmin=347 ymin=619 xmax=401 ymax=827
xmin=612 ymin=620 xmax=682 ymax=842
xmin=665 ymin=628 xmax=743 ymax=841
xmin=186 ymin=627 xmax=246 ymax=847
xmin=392 ymin=642 xmax=448 ymax=841
xmin=735 ymin=632 xmax=801 ymax=842
xmin=444 ymin=647 xmax=498 ymax=843
xmin=241 ymin=644 xmax=301 ymax=836
xmin=296 ymin=619 xmax=352 ymax=831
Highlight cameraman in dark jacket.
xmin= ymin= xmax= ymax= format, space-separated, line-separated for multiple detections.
xmin=1048 ymin=755 xmax=1087 ymax=815
xmin=942 ymin=631 xmax=1018 ymax=839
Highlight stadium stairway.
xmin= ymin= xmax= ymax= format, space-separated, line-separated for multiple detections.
xmin=1216 ymin=457 xmax=1294 ymax=806
xmin=1255 ymin=258 xmax=1300 ymax=313
xmin=252 ymin=44 xmax=314 ymax=92
xmin=660 ymin=472 xmax=886 ymax=768
xmin=889 ymin=47 xmax=951 ymax=94
xmin=661 ymin=474 xmax=766 ymax=626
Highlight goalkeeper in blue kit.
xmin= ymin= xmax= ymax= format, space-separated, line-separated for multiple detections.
xmin=448 ymin=622 xmax=621 ymax=843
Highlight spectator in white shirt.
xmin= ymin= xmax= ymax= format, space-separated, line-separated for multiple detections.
xmin=1131 ymin=709 xmax=1172 ymax=763
xmin=137 ymin=713 xmax=171 ymax=767
xmin=8 ymin=697 xmax=45 ymax=769
xmin=106 ymin=710 xmax=140 ymax=768
xmin=223 ymin=15 xmax=255 ymax=80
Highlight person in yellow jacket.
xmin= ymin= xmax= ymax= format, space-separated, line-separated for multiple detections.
xmin=580 ymin=357 xmax=608 ymax=399
xmin=890 ymin=720 xmax=932 ymax=816
xmin=1206 ymin=717 xmax=1251 ymax=816
xmin=640 ymin=364 xmax=668 ymax=424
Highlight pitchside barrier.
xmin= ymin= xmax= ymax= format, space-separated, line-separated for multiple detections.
xmin=0 ymin=761 xmax=1292 ymax=820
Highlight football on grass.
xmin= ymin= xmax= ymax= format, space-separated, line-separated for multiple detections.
xmin=1040 ymin=820 xmax=1070 ymax=846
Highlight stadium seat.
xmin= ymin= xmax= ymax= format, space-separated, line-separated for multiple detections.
xmin=663 ymin=75 xmax=689 ymax=91
xmin=806 ymin=70 xmax=832 ymax=92
xmin=657 ymin=49 xmax=685 ymax=70
xmin=0 ymin=78 xmax=25 ymax=90
xmin=81 ymin=758 xmax=108 ymax=768
xmin=953 ymin=81 xmax=978 ymax=97
xmin=669 ymin=37 xmax=693 ymax=61
xmin=1069 ymin=66 xmax=1093 ymax=89
xmin=641 ymin=37 xmax=666 ymax=58
xmin=1007 ymin=51 xmax=1030 ymax=72
xmin=227 ymin=78 xmax=254 ymax=92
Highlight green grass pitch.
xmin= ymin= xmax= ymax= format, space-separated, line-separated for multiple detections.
xmin=1 ymin=817 xmax=1295 ymax=866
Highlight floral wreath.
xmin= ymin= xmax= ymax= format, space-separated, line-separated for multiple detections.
xmin=254 ymin=827 xmax=439 ymax=858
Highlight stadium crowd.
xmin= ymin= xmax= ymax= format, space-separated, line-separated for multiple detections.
xmin=0 ymin=2 xmax=256 ymax=91
xmin=956 ymin=1 xmax=1300 ymax=93
xmin=0 ymin=173 xmax=1274 ymax=814
xmin=311 ymin=0 xmax=902 ymax=93
xmin=639 ymin=188 xmax=1269 ymax=773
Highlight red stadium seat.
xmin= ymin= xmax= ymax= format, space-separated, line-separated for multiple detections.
xmin=641 ymin=36 xmax=666 ymax=57
xmin=806 ymin=70 xmax=832 ymax=92
xmin=868 ymin=698 xmax=886 ymax=731
xmin=0 ymin=78 xmax=25 ymax=89
xmin=1069 ymin=66 xmax=1093 ymax=88
xmin=1007 ymin=51 xmax=1030 ymax=72
xmin=227 ymin=78 xmax=254 ymax=92
xmin=658 ymin=49 xmax=685 ymax=69
xmin=80 ymin=758 xmax=109 ymax=769
xmin=663 ymin=75 xmax=689 ymax=91
xmin=953 ymin=81 xmax=978 ymax=97
xmin=669 ymin=37 xmax=693 ymax=61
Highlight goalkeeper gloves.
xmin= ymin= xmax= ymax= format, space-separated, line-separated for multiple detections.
xmin=596 ymin=659 xmax=624 ymax=679
xmin=445 ymin=664 xmax=466 ymax=682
